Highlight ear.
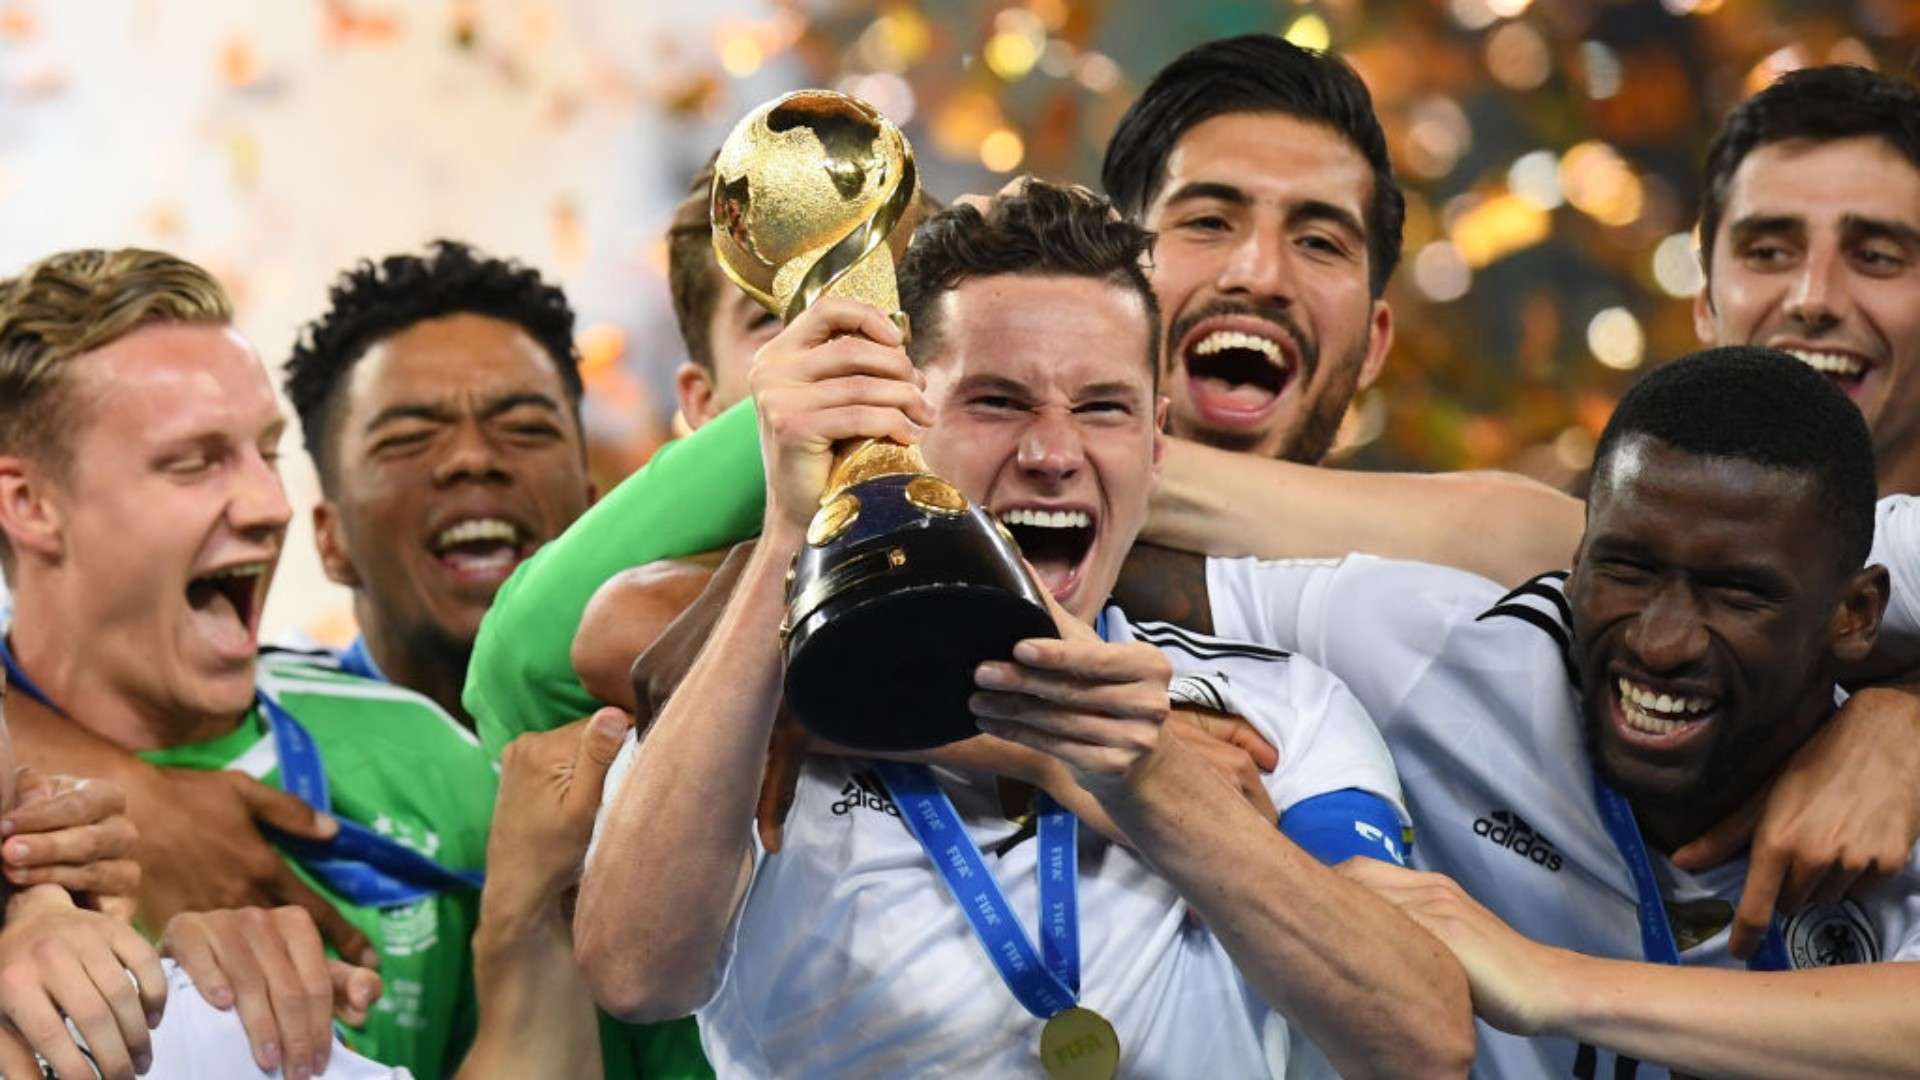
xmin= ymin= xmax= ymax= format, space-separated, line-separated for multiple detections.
xmin=1829 ymin=564 xmax=1890 ymax=665
xmin=312 ymin=501 xmax=362 ymax=588
xmin=1356 ymin=299 xmax=1394 ymax=391
xmin=1691 ymin=282 xmax=1717 ymax=346
xmin=0 ymin=456 xmax=66 ymax=563
xmin=674 ymin=361 xmax=717 ymax=432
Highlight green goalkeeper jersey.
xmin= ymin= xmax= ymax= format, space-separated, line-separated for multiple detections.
xmin=143 ymin=651 xmax=497 ymax=1080
xmin=463 ymin=400 xmax=766 ymax=1080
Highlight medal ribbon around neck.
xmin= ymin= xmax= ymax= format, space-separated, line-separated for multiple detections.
xmin=873 ymin=611 xmax=1121 ymax=1078
xmin=1591 ymin=771 xmax=1788 ymax=970
xmin=0 ymin=637 xmax=481 ymax=909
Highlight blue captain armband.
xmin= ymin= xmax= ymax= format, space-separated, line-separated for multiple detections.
xmin=1278 ymin=788 xmax=1409 ymax=867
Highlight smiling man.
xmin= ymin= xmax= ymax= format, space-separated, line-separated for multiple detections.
xmin=1173 ymin=348 xmax=1920 ymax=1076
xmin=283 ymin=241 xmax=595 ymax=723
xmin=576 ymin=183 xmax=1470 ymax=1079
xmin=1692 ymin=65 xmax=1920 ymax=497
xmin=0 ymin=248 xmax=503 ymax=1079
xmin=1102 ymin=34 xmax=1399 ymax=462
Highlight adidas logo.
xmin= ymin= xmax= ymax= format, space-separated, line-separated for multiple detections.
xmin=831 ymin=770 xmax=901 ymax=819
xmin=1472 ymin=809 xmax=1563 ymax=872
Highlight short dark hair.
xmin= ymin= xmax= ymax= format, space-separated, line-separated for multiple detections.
xmin=1100 ymin=34 xmax=1404 ymax=298
xmin=897 ymin=181 xmax=1160 ymax=385
xmin=285 ymin=240 xmax=582 ymax=488
xmin=1592 ymin=346 xmax=1877 ymax=573
xmin=667 ymin=155 xmax=726 ymax=372
xmin=1699 ymin=65 xmax=1920 ymax=271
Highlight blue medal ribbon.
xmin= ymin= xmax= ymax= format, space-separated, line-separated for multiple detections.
xmin=1 ymin=636 xmax=481 ymax=909
xmin=870 ymin=609 xmax=1111 ymax=1019
xmin=334 ymin=635 xmax=386 ymax=683
xmin=1592 ymin=771 xmax=1787 ymax=970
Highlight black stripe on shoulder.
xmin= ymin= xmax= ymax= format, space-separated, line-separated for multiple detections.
xmin=1489 ymin=571 xmax=1573 ymax=622
xmin=258 ymin=645 xmax=344 ymax=668
xmin=1131 ymin=620 xmax=1292 ymax=662
xmin=1475 ymin=603 xmax=1580 ymax=687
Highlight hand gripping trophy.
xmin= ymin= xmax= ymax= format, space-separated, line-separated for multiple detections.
xmin=711 ymin=90 xmax=1054 ymax=751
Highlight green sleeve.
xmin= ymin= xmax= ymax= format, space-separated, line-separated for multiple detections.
xmin=465 ymin=399 xmax=766 ymax=760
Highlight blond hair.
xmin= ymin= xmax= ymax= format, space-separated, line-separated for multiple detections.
xmin=0 ymin=248 xmax=233 ymax=471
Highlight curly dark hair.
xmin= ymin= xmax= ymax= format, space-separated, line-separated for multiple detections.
xmin=1699 ymin=65 xmax=1920 ymax=274
xmin=284 ymin=240 xmax=582 ymax=487
xmin=1100 ymin=34 xmax=1404 ymax=298
xmin=897 ymin=181 xmax=1160 ymax=387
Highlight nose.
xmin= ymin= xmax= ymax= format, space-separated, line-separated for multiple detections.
xmin=231 ymin=446 xmax=292 ymax=536
xmin=1016 ymin=408 xmax=1085 ymax=484
xmin=1623 ymin=582 xmax=1709 ymax=674
xmin=432 ymin=421 xmax=511 ymax=486
xmin=1215 ymin=223 xmax=1295 ymax=303
xmin=1783 ymin=244 xmax=1844 ymax=333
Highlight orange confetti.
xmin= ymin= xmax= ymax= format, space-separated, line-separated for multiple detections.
xmin=219 ymin=38 xmax=260 ymax=89
xmin=0 ymin=4 xmax=36 ymax=42
xmin=577 ymin=323 xmax=628 ymax=379
xmin=551 ymin=197 xmax=586 ymax=270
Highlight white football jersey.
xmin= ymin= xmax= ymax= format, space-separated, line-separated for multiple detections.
xmin=124 ymin=961 xmax=409 ymax=1078
xmin=1208 ymin=554 xmax=1920 ymax=1080
xmin=601 ymin=604 xmax=1405 ymax=1079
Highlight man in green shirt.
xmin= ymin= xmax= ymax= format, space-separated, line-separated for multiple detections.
xmin=283 ymin=240 xmax=706 ymax=1079
xmin=0 ymin=247 xmax=592 ymax=1079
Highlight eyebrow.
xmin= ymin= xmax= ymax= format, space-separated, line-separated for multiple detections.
xmin=952 ymin=374 xmax=1033 ymax=398
xmin=1726 ymin=214 xmax=1804 ymax=243
xmin=1842 ymin=213 xmax=1920 ymax=247
xmin=1076 ymin=380 xmax=1145 ymax=403
xmin=364 ymin=391 xmax=564 ymax=433
xmin=1161 ymin=182 xmax=1365 ymax=240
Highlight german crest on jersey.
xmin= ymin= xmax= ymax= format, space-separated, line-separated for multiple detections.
xmin=1784 ymin=900 xmax=1879 ymax=968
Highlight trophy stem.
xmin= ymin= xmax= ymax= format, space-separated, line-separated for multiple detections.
xmin=821 ymin=437 xmax=930 ymax=503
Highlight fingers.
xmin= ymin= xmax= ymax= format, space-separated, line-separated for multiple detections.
xmin=210 ymin=912 xmax=287 ymax=1076
xmin=975 ymin=715 xmax=1140 ymax=778
xmin=230 ymin=776 xmax=338 ymax=843
xmin=3 ymin=775 xmax=126 ymax=838
xmin=73 ymin=932 xmax=152 ymax=1077
xmin=40 ymin=943 xmax=136 ymax=1080
xmin=1728 ymin=842 xmax=1786 ymax=960
xmin=267 ymin=906 xmax=336 ymax=1077
xmin=0 ymin=971 xmax=99 ymax=1080
xmin=0 ymin=1025 xmax=46 ymax=1080
xmin=1176 ymin=708 xmax=1280 ymax=773
xmin=1005 ymin=638 xmax=1172 ymax=687
xmin=785 ymin=297 xmax=905 ymax=351
xmin=571 ymin=709 xmax=635 ymax=815
xmin=271 ymin=865 xmax=378 ymax=970
xmin=8 ymin=857 xmax=141 ymax=899
xmin=107 ymin=921 xmax=166 ymax=1032
xmin=4 ymin=816 xmax=139 ymax=873
xmin=327 ymin=959 xmax=382 ymax=1028
xmin=971 ymin=691 xmax=1154 ymax=756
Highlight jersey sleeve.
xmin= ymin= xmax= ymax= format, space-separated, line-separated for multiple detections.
xmin=1204 ymin=553 xmax=1505 ymax=738
xmin=1868 ymin=495 xmax=1920 ymax=662
xmin=465 ymin=400 xmax=766 ymax=759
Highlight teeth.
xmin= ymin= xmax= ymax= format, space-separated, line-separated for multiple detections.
xmin=1193 ymin=329 xmax=1283 ymax=364
xmin=203 ymin=562 xmax=266 ymax=581
xmin=1616 ymin=677 xmax=1716 ymax=726
xmin=1000 ymin=508 xmax=1091 ymax=529
xmin=1786 ymin=349 xmax=1866 ymax=377
xmin=434 ymin=518 xmax=519 ymax=549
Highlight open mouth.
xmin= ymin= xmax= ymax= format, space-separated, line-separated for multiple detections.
xmin=1780 ymin=348 xmax=1873 ymax=397
xmin=429 ymin=517 xmax=532 ymax=586
xmin=998 ymin=506 xmax=1097 ymax=604
xmin=1183 ymin=327 xmax=1294 ymax=427
xmin=1613 ymin=675 xmax=1718 ymax=746
xmin=186 ymin=561 xmax=268 ymax=656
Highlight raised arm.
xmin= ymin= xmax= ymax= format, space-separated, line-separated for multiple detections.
xmin=464 ymin=399 xmax=767 ymax=758
xmin=1146 ymin=438 xmax=1583 ymax=588
xmin=573 ymin=297 xmax=929 ymax=1022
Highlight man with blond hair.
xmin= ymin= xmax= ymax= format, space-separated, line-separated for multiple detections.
xmin=0 ymin=248 xmax=604 ymax=1079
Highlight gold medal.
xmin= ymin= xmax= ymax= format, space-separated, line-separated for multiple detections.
xmin=1040 ymin=1006 xmax=1120 ymax=1080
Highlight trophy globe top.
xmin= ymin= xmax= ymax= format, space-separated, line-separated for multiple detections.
xmin=710 ymin=89 xmax=920 ymax=322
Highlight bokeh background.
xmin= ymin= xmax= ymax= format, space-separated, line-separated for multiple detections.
xmin=1 ymin=0 xmax=1914 ymax=642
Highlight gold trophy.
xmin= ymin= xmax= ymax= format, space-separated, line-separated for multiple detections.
xmin=712 ymin=89 xmax=1053 ymax=751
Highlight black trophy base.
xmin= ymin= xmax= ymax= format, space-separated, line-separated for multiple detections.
xmin=783 ymin=473 xmax=1055 ymax=752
